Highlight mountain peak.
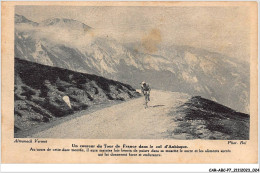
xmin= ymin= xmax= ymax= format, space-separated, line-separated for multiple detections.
xmin=40 ymin=18 xmax=91 ymax=31
xmin=15 ymin=14 xmax=38 ymax=26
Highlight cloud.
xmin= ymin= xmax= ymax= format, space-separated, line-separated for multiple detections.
xmin=16 ymin=6 xmax=251 ymax=62
xmin=141 ymin=28 xmax=162 ymax=53
xmin=16 ymin=24 xmax=95 ymax=49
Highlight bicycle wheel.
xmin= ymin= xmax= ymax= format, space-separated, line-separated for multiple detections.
xmin=144 ymin=92 xmax=148 ymax=108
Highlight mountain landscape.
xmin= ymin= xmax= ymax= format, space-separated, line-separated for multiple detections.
xmin=14 ymin=14 xmax=250 ymax=114
xmin=14 ymin=14 xmax=250 ymax=139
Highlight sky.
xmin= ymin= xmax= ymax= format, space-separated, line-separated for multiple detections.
xmin=16 ymin=6 xmax=251 ymax=62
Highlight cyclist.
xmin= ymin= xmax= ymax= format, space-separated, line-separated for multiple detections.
xmin=141 ymin=81 xmax=151 ymax=108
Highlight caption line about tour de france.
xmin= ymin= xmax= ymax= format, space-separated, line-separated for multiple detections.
xmin=14 ymin=139 xmax=248 ymax=157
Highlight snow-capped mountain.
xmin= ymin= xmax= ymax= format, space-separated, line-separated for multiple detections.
xmin=15 ymin=14 xmax=39 ymax=26
xmin=40 ymin=18 xmax=92 ymax=32
xmin=15 ymin=14 xmax=250 ymax=113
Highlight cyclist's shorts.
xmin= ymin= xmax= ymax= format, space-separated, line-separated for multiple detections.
xmin=144 ymin=91 xmax=149 ymax=95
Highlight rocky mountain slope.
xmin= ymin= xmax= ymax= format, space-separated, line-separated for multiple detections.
xmin=14 ymin=58 xmax=140 ymax=134
xmin=14 ymin=14 xmax=250 ymax=113
xmin=169 ymin=96 xmax=249 ymax=140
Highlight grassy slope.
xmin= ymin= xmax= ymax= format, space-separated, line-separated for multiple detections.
xmin=169 ymin=96 xmax=249 ymax=140
xmin=14 ymin=58 xmax=140 ymax=133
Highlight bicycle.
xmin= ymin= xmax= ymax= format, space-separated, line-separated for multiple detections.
xmin=143 ymin=91 xmax=150 ymax=109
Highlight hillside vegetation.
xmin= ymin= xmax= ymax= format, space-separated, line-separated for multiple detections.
xmin=169 ymin=96 xmax=249 ymax=140
xmin=15 ymin=58 xmax=140 ymax=133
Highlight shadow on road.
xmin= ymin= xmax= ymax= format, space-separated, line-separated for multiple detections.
xmin=151 ymin=105 xmax=165 ymax=108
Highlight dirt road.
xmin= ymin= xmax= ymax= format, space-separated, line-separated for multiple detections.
xmin=32 ymin=90 xmax=190 ymax=139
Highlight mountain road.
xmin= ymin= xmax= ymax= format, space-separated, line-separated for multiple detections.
xmin=31 ymin=90 xmax=190 ymax=139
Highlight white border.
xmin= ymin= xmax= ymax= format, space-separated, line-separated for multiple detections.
xmin=1 ymin=164 xmax=260 ymax=172
xmin=1 ymin=0 xmax=259 ymax=172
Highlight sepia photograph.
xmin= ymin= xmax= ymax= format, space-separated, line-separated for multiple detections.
xmin=1 ymin=1 xmax=258 ymax=165
xmin=14 ymin=5 xmax=250 ymax=139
